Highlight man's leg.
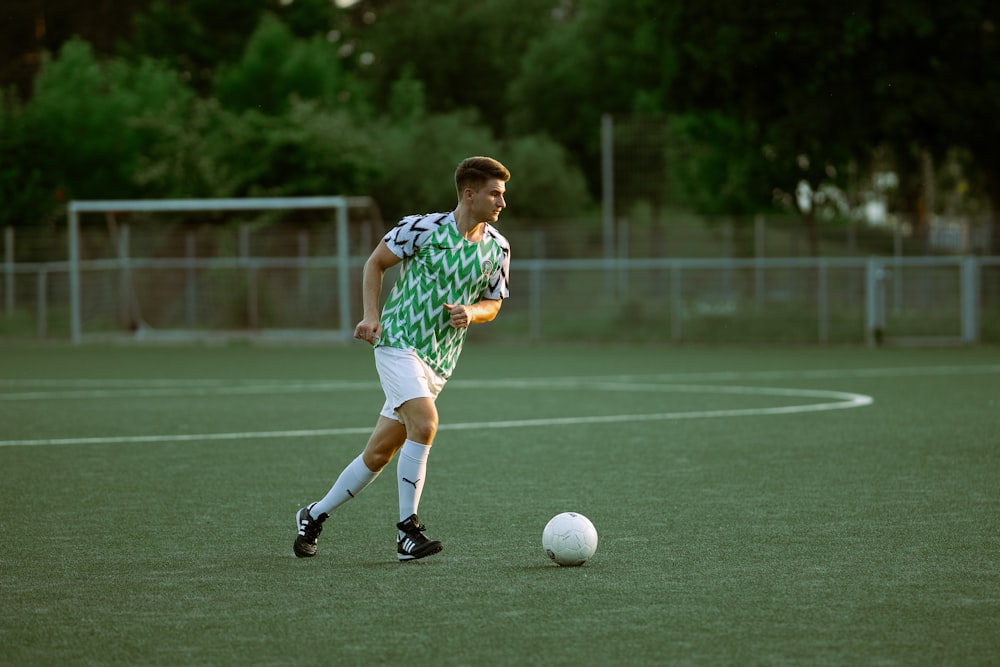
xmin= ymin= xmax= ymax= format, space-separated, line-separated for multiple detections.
xmin=293 ymin=417 xmax=406 ymax=558
xmin=314 ymin=416 xmax=406 ymax=516
xmin=394 ymin=397 xmax=438 ymax=522
xmin=393 ymin=397 xmax=443 ymax=560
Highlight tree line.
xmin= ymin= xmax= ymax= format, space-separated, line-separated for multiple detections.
xmin=1 ymin=0 xmax=998 ymax=255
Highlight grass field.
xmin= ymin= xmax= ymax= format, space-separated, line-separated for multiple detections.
xmin=2 ymin=342 xmax=999 ymax=666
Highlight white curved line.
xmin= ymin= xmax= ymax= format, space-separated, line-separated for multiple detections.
xmin=1 ymin=362 xmax=995 ymax=401
xmin=0 ymin=384 xmax=872 ymax=448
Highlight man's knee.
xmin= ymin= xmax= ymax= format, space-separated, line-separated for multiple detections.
xmin=362 ymin=417 xmax=407 ymax=470
xmin=362 ymin=447 xmax=393 ymax=471
xmin=408 ymin=421 xmax=437 ymax=445
xmin=398 ymin=399 xmax=438 ymax=445
xmin=402 ymin=412 xmax=437 ymax=444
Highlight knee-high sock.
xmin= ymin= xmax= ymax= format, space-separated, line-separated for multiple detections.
xmin=397 ymin=439 xmax=431 ymax=522
xmin=312 ymin=454 xmax=379 ymax=518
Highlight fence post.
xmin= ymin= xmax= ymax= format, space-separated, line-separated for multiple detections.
xmin=69 ymin=204 xmax=82 ymax=344
xmin=118 ymin=223 xmax=131 ymax=328
xmin=722 ymin=221 xmax=734 ymax=303
xmin=671 ymin=263 xmax=683 ymax=342
xmin=239 ymin=225 xmax=258 ymax=330
xmin=817 ymin=259 xmax=828 ymax=344
xmin=3 ymin=226 xmax=13 ymax=317
xmin=601 ymin=113 xmax=615 ymax=298
xmin=185 ymin=233 xmax=196 ymax=326
xmin=337 ymin=201 xmax=351 ymax=342
xmin=37 ymin=267 xmax=47 ymax=338
xmin=754 ymin=216 xmax=765 ymax=311
xmin=960 ymin=256 xmax=980 ymax=343
xmin=617 ymin=217 xmax=629 ymax=299
xmin=865 ymin=257 xmax=886 ymax=347
xmin=893 ymin=218 xmax=903 ymax=314
xmin=298 ymin=231 xmax=310 ymax=317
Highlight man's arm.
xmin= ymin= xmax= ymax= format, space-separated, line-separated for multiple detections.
xmin=354 ymin=240 xmax=401 ymax=344
xmin=444 ymin=298 xmax=502 ymax=329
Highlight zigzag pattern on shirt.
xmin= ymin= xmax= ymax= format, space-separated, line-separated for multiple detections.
xmin=378 ymin=212 xmax=510 ymax=377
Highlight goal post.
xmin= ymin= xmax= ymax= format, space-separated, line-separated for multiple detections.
xmin=67 ymin=196 xmax=376 ymax=344
xmin=864 ymin=255 xmax=982 ymax=347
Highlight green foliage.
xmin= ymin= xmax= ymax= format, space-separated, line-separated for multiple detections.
xmin=135 ymin=98 xmax=381 ymax=199
xmin=366 ymin=75 xmax=591 ymax=222
xmin=0 ymin=92 xmax=52 ymax=228
xmin=666 ymin=113 xmax=779 ymax=217
xmin=361 ymin=0 xmax=557 ymax=136
xmin=507 ymin=0 xmax=680 ymax=188
xmin=215 ymin=14 xmax=365 ymax=116
xmin=501 ymin=135 xmax=592 ymax=219
xmin=3 ymin=0 xmax=998 ymax=249
xmin=368 ymin=108 xmax=501 ymax=222
xmin=0 ymin=39 xmax=192 ymax=227
xmin=385 ymin=66 xmax=426 ymax=127
xmin=128 ymin=0 xmax=331 ymax=93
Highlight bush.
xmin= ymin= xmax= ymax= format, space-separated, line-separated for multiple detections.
xmin=215 ymin=14 xmax=366 ymax=116
xmin=0 ymin=39 xmax=192 ymax=227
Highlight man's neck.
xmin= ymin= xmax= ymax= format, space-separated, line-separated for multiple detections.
xmin=453 ymin=208 xmax=486 ymax=241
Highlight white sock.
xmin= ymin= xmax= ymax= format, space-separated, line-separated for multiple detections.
xmin=312 ymin=454 xmax=379 ymax=517
xmin=397 ymin=439 xmax=431 ymax=523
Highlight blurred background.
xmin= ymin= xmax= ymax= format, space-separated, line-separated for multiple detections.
xmin=1 ymin=0 xmax=998 ymax=343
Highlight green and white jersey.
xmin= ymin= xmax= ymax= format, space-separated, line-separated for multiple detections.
xmin=377 ymin=212 xmax=510 ymax=378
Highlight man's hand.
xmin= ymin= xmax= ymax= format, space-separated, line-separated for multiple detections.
xmin=444 ymin=303 xmax=470 ymax=329
xmin=354 ymin=317 xmax=381 ymax=345
xmin=445 ymin=299 xmax=502 ymax=328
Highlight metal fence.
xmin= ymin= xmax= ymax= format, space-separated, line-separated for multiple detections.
xmin=1 ymin=199 xmax=997 ymax=345
xmin=3 ymin=251 xmax=997 ymax=346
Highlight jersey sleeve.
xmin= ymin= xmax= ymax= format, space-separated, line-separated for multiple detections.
xmin=382 ymin=213 xmax=448 ymax=259
xmin=483 ymin=233 xmax=511 ymax=301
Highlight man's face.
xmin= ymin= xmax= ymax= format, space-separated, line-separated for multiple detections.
xmin=469 ymin=178 xmax=507 ymax=223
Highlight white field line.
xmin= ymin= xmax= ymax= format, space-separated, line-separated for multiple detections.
xmin=0 ymin=381 xmax=873 ymax=448
xmin=6 ymin=361 xmax=999 ymax=447
xmin=0 ymin=364 xmax=996 ymax=401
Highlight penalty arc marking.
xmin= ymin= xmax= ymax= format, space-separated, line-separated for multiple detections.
xmin=0 ymin=380 xmax=873 ymax=448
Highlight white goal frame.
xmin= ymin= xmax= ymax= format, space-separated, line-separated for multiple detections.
xmin=67 ymin=196 xmax=374 ymax=344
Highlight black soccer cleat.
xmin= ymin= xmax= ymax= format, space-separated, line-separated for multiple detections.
xmin=293 ymin=502 xmax=328 ymax=558
xmin=396 ymin=514 xmax=443 ymax=561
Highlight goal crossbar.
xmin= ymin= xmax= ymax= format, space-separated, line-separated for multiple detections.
xmin=67 ymin=196 xmax=372 ymax=343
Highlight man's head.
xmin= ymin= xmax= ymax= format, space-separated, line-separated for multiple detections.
xmin=455 ymin=156 xmax=510 ymax=198
xmin=455 ymin=156 xmax=510 ymax=224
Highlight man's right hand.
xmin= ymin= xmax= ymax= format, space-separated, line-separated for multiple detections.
xmin=354 ymin=318 xmax=381 ymax=345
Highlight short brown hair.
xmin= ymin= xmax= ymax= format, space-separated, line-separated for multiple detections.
xmin=455 ymin=156 xmax=510 ymax=197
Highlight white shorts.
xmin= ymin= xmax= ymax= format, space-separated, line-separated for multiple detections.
xmin=374 ymin=346 xmax=447 ymax=422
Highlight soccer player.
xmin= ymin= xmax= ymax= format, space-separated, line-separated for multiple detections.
xmin=293 ymin=156 xmax=511 ymax=561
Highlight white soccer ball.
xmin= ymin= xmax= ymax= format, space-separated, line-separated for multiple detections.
xmin=542 ymin=512 xmax=598 ymax=566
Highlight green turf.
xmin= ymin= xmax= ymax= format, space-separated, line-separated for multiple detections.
xmin=2 ymin=342 xmax=999 ymax=666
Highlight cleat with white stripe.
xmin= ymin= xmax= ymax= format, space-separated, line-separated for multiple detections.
xmin=396 ymin=514 xmax=443 ymax=561
xmin=293 ymin=503 xmax=328 ymax=558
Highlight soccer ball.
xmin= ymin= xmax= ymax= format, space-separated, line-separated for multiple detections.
xmin=542 ymin=512 xmax=598 ymax=566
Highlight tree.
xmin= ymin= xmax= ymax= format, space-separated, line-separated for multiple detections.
xmin=214 ymin=14 xmax=367 ymax=116
xmin=127 ymin=0 xmax=341 ymax=93
xmin=134 ymin=98 xmax=381 ymax=200
xmin=366 ymin=72 xmax=591 ymax=223
xmin=0 ymin=93 xmax=52 ymax=230
xmin=664 ymin=0 xmax=1000 ymax=255
xmin=1 ymin=38 xmax=192 ymax=228
xmin=507 ymin=0 xmax=679 ymax=192
xmin=897 ymin=1 xmax=1000 ymax=255
xmin=357 ymin=0 xmax=560 ymax=138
